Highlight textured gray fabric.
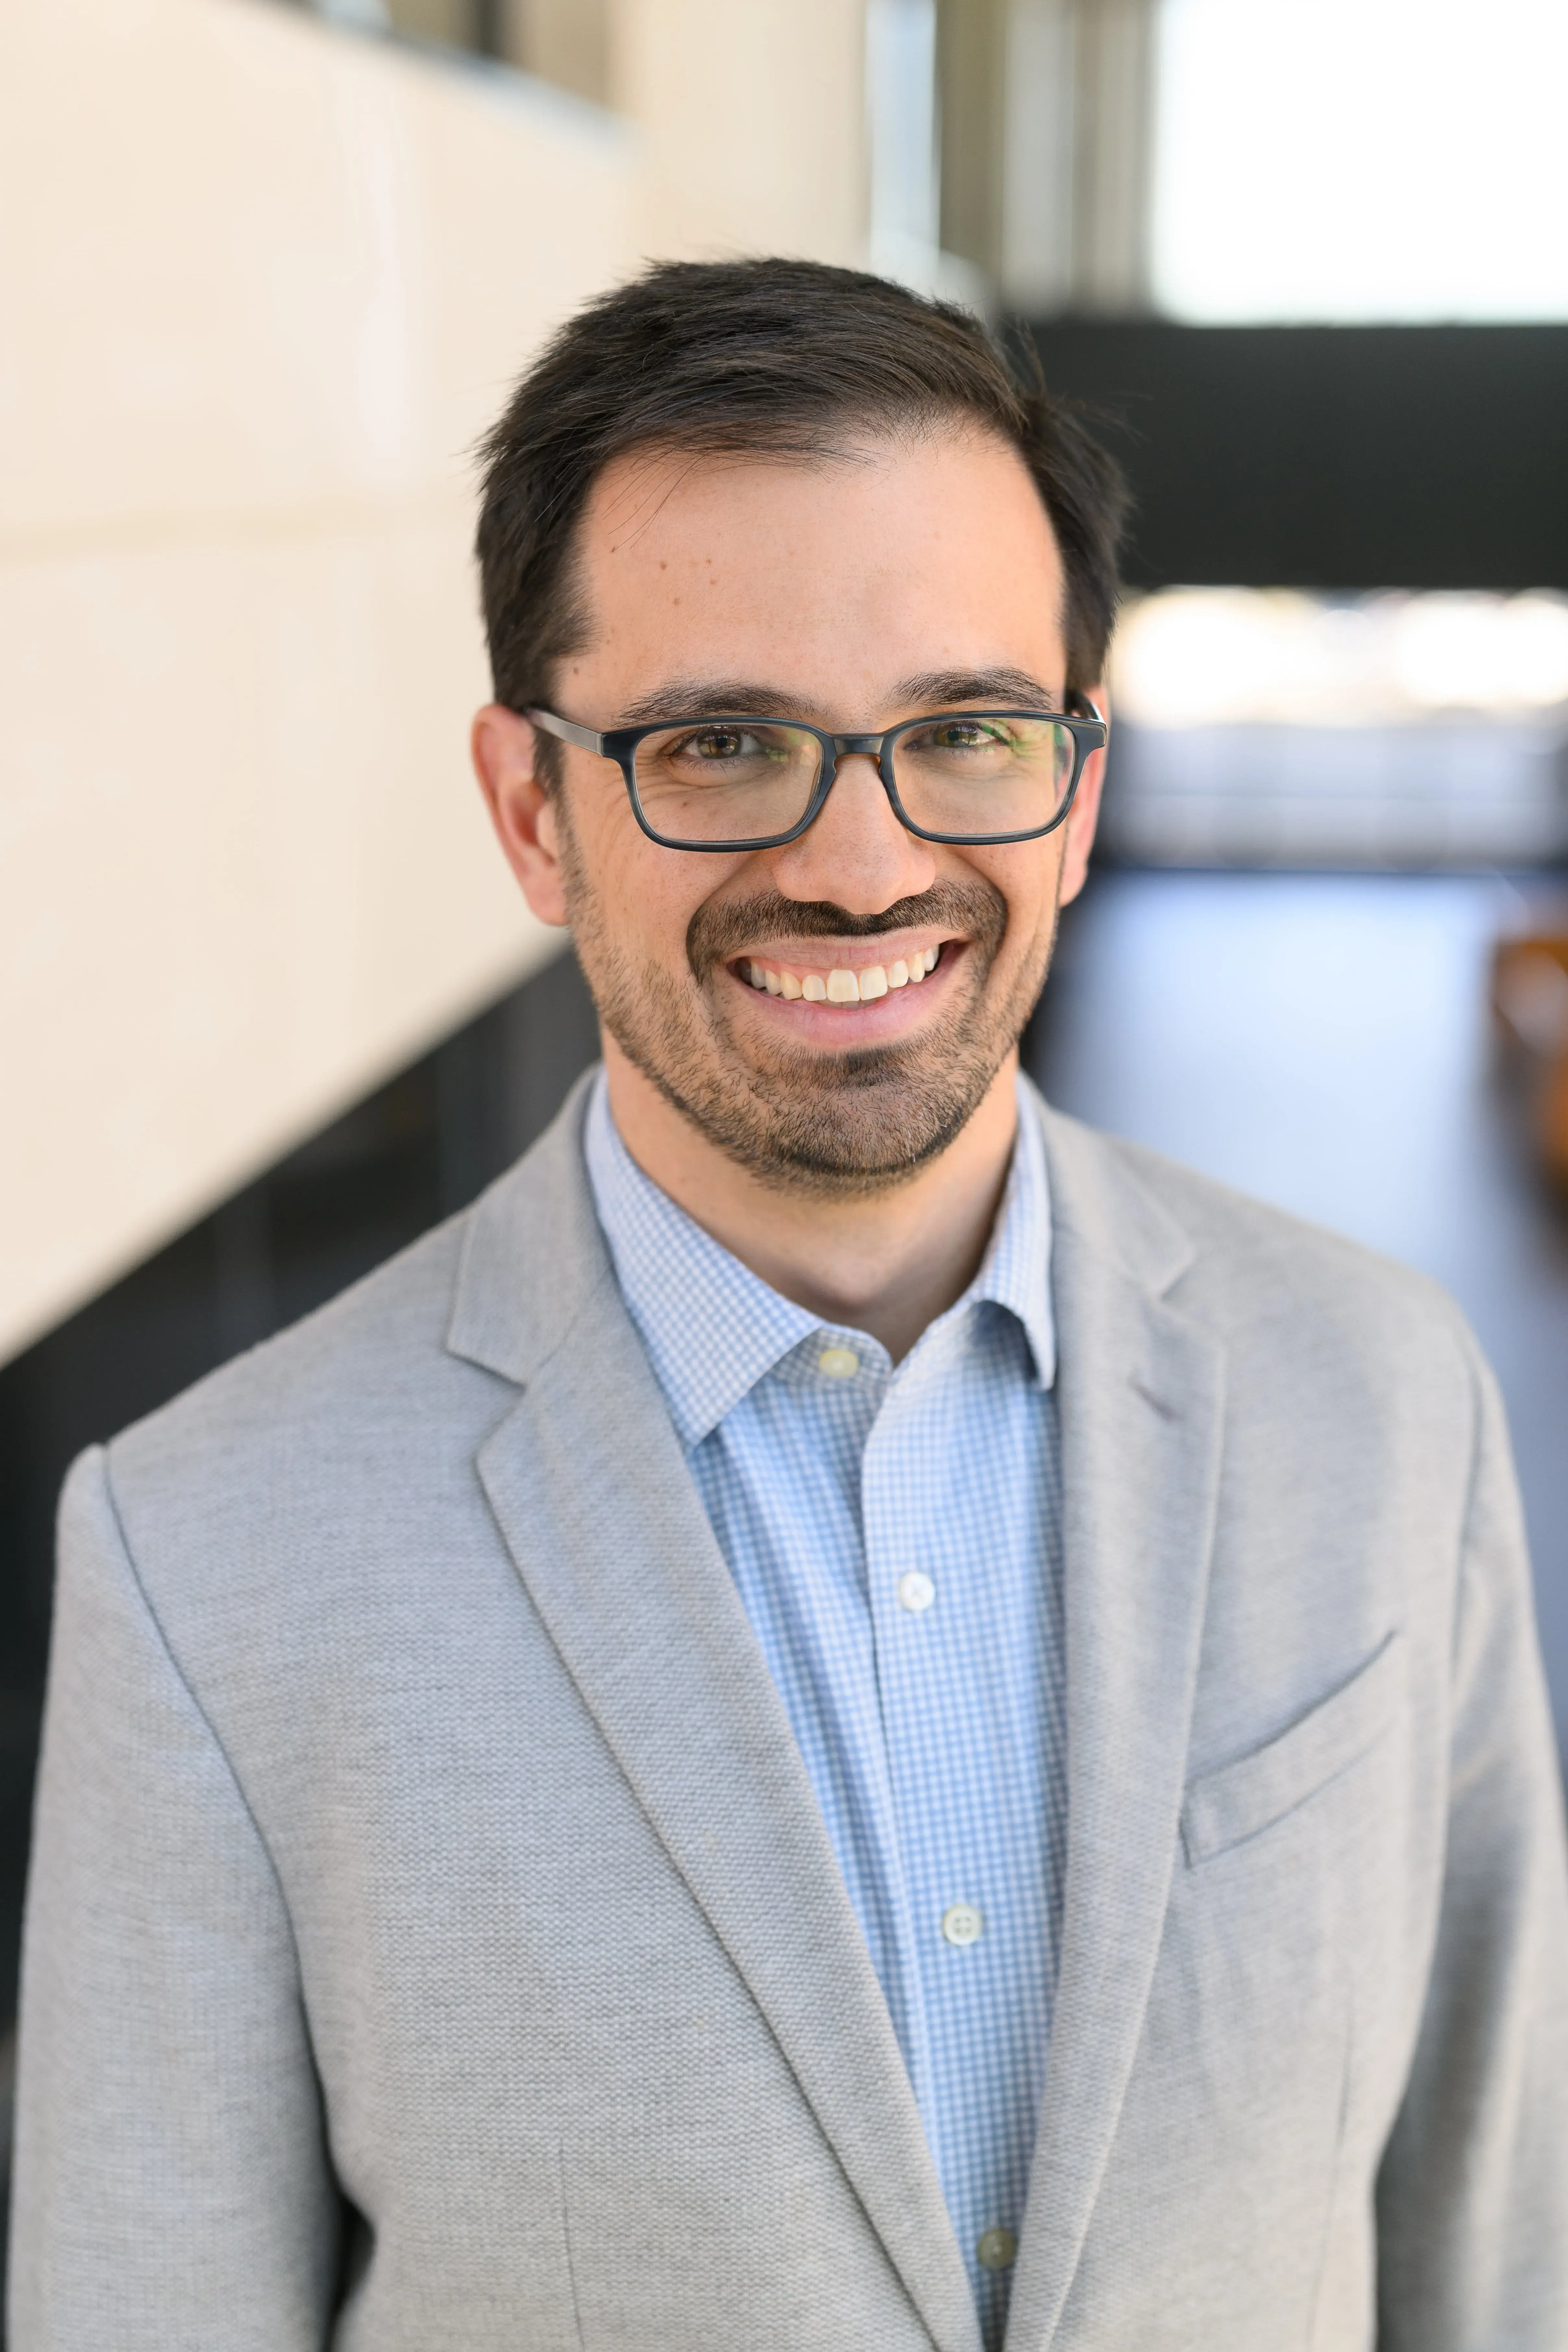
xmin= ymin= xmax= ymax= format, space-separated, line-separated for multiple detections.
xmin=11 ymin=1071 xmax=1568 ymax=2350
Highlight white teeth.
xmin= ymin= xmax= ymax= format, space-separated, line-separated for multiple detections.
xmin=746 ymin=955 xmax=928 ymax=1002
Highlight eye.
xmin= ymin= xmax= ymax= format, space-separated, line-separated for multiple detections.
xmin=686 ymin=726 xmax=749 ymax=760
xmin=661 ymin=724 xmax=792 ymax=766
xmin=928 ymin=719 xmax=1001 ymax=750
xmin=902 ymin=715 xmax=1016 ymax=759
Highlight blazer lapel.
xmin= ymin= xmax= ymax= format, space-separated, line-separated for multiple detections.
xmin=450 ymin=1081 xmax=981 ymax=2352
xmin=1004 ymin=1105 xmax=1226 ymax=2351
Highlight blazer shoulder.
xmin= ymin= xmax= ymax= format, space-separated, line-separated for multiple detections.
xmin=94 ymin=1074 xmax=607 ymax=1608
xmin=102 ymin=1071 xmax=606 ymax=1513
xmin=1044 ymin=1104 xmax=1477 ymax=1379
xmin=102 ymin=1210 xmax=486 ymax=1520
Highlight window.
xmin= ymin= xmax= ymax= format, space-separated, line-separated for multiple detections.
xmin=1151 ymin=0 xmax=1568 ymax=323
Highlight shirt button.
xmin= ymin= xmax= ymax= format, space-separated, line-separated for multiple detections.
xmin=817 ymin=1345 xmax=860 ymax=1378
xmin=941 ymin=1901 xmax=984 ymax=1948
xmin=976 ymin=2227 xmax=1018 ymax=2272
xmin=896 ymin=1570 xmax=935 ymax=1614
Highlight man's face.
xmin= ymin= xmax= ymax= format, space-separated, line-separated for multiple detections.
xmin=480 ymin=424 xmax=1104 ymax=1194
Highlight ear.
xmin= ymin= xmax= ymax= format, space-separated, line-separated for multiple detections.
xmin=1057 ymin=685 xmax=1109 ymax=908
xmin=471 ymin=705 xmax=571 ymax=929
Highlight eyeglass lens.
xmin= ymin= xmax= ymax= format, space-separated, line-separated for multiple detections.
xmin=630 ymin=714 xmax=1078 ymax=844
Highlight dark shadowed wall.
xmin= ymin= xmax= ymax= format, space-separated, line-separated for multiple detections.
xmin=1028 ymin=321 xmax=1568 ymax=592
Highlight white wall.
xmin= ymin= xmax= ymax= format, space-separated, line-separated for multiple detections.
xmin=0 ymin=0 xmax=871 ymax=1366
xmin=613 ymin=0 xmax=867 ymax=265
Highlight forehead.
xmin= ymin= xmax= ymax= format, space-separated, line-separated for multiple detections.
xmin=565 ymin=427 xmax=1068 ymax=701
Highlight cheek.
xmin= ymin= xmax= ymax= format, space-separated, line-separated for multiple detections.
xmin=963 ymin=845 xmax=1062 ymax=960
xmin=570 ymin=796 xmax=746 ymax=976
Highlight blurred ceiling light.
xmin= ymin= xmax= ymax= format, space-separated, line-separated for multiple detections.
xmin=1151 ymin=0 xmax=1568 ymax=323
xmin=1111 ymin=590 xmax=1568 ymax=727
xmin=1389 ymin=595 xmax=1568 ymax=712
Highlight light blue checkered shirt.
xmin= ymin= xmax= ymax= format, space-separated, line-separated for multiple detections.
xmin=584 ymin=1073 xmax=1066 ymax=2346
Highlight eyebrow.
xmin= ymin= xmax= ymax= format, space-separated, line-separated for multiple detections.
xmin=612 ymin=665 xmax=1062 ymax=729
xmin=894 ymin=667 xmax=1061 ymax=711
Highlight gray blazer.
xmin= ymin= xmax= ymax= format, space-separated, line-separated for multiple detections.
xmin=12 ymin=1076 xmax=1568 ymax=2350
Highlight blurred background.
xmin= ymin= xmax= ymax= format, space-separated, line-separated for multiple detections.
xmin=3 ymin=0 xmax=1567 ymax=2263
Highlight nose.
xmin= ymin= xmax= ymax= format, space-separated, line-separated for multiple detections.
xmin=767 ymin=748 xmax=937 ymax=915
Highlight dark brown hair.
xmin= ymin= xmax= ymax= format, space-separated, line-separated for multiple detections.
xmin=475 ymin=256 xmax=1129 ymax=725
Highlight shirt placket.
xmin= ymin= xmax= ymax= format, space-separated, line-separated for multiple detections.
xmin=789 ymin=1333 xmax=938 ymax=2109
xmin=861 ymin=1326 xmax=986 ymax=2196
xmin=862 ymin=1315 xmax=1052 ymax=2350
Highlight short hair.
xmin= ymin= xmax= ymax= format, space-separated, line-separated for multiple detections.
xmin=475 ymin=257 xmax=1129 ymax=732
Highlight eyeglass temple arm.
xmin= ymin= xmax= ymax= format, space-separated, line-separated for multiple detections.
xmin=527 ymin=708 xmax=607 ymax=755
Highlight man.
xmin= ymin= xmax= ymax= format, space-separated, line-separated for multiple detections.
xmin=11 ymin=260 xmax=1568 ymax=2350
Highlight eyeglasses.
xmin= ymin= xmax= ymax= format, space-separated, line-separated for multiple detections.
xmin=527 ymin=701 xmax=1108 ymax=851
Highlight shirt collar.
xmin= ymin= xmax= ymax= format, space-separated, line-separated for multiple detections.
xmin=966 ymin=1070 xmax=1056 ymax=1391
xmin=583 ymin=1067 xmax=1055 ymax=1448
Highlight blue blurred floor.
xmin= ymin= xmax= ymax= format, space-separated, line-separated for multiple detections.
xmin=1028 ymin=867 xmax=1568 ymax=1763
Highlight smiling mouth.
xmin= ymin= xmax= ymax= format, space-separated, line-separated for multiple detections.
xmin=736 ymin=944 xmax=945 ymax=1004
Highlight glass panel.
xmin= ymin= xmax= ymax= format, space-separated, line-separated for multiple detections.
xmin=1152 ymin=0 xmax=1568 ymax=324
xmin=890 ymin=713 xmax=1076 ymax=836
xmin=1104 ymin=587 xmax=1568 ymax=867
xmin=632 ymin=721 xmax=822 ymax=844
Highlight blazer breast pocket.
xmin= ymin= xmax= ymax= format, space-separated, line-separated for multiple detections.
xmin=1181 ymin=1630 xmax=1404 ymax=1867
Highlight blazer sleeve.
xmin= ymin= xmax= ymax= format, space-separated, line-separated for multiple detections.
xmin=1375 ymin=1339 xmax=1568 ymax=2348
xmin=8 ymin=1446 xmax=341 ymax=2352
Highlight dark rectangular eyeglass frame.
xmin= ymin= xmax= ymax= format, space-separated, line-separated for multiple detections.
xmin=526 ymin=700 xmax=1109 ymax=851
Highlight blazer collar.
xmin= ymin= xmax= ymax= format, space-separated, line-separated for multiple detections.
xmin=445 ymin=1068 xmax=608 ymax=1390
xmin=1029 ymin=1079 xmax=1195 ymax=1298
xmin=1006 ymin=1097 xmax=1224 ymax=2350
xmin=448 ymin=1075 xmax=1224 ymax=2352
xmin=445 ymin=1068 xmax=1196 ymax=1395
xmin=449 ymin=1071 xmax=982 ymax=2352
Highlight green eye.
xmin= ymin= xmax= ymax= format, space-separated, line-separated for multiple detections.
xmin=904 ymin=717 xmax=1015 ymax=762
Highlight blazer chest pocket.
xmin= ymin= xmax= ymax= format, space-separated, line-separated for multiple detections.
xmin=1181 ymin=1630 xmax=1404 ymax=1867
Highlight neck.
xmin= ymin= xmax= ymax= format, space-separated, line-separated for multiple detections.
xmin=600 ymin=1037 xmax=1021 ymax=1362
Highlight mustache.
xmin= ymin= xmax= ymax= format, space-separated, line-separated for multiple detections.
xmin=687 ymin=879 xmax=1008 ymax=975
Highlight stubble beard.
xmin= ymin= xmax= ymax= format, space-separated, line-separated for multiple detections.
xmin=559 ymin=806 xmax=1054 ymax=1198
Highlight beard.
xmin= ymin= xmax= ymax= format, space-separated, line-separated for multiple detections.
xmin=559 ymin=808 xmax=1054 ymax=1198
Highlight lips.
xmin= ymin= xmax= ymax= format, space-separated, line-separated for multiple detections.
xmin=740 ymin=945 xmax=942 ymax=1004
